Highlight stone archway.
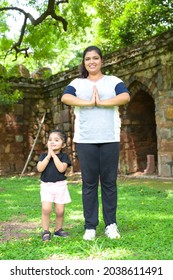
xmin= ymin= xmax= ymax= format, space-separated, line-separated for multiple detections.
xmin=120 ymin=82 xmax=157 ymax=175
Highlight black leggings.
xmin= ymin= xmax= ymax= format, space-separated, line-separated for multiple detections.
xmin=76 ymin=142 xmax=120 ymax=229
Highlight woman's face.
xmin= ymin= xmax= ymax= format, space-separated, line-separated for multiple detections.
xmin=84 ymin=50 xmax=102 ymax=75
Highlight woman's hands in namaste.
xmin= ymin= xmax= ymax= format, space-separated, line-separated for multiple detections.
xmin=92 ymin=85 xmax=101 ymax=106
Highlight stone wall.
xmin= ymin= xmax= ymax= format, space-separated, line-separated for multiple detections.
xmin=0 ymin=29 xmax=173 ymax=177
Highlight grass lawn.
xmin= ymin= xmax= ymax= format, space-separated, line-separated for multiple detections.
xmin=0 ymin=175 xmax=172 ymax=260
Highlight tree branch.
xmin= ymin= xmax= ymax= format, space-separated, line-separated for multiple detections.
xmin=0 ymin=0 xmax=68 ymax=59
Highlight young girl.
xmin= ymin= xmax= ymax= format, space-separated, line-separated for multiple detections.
xmin=37 ymin=129 xmax=71 ymax=241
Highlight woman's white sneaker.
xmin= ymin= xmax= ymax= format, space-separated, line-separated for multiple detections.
xmin=83 ymin=229 xmax=96 ymax=240
xmin=105 ymin=223 xmax=120 ymax=239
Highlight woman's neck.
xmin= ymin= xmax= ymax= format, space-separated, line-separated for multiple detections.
xmin=87 ymin=73 xmax=104 ymax=82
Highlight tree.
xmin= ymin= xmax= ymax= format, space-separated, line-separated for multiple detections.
xmin=0 ymin=0 xmax=96 ymax=72
xmin=0 ymin=79 xmax=23 ymax=105
xmin=94 ymin=0 xmax=173 ymax=52
xmin=0 ymin=0 xmax=96 ymax=105
xmin=0 ymin=0 xmax=68 ymax=60
xmin=1 ymin=0 xmax=173 ymax=105
xmin=0 ymin=0 xmax=173 ymax=72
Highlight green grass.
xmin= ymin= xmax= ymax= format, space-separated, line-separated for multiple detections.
xmin=0 ymin=175 xmax=172 ymax=260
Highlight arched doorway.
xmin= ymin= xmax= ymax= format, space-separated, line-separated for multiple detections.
xmin=120 ymin=86 xmax=157 ymax=174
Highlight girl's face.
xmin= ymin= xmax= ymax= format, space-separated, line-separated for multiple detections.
xmin=84 ymin=50 xmax=102 ymax=75
xmin=47 ymin=132 xmax=65 ymax=152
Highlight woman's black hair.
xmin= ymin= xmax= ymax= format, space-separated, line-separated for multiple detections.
xmin=49 ymin=129 xmax=67 ymax=143
xmin=80 ymin=46 xmax=103 ymax=78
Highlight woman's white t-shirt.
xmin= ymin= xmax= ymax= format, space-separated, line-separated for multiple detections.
xmin=63 ymin=75 xmax=129 ymax=143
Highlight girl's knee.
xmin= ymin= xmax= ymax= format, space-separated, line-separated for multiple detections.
xmin=43 ymin=208 xmax=52 ymax=215
xmin=56 ymin=209 xmax=64 ymax=217
xmin=42 ymin=202 xmax=52 ymax=215
xmin=55 ymin=204 xmax=65 ymax=217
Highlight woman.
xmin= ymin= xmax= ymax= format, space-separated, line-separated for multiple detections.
xmin=61 ymin=46 xmax=130 ymax=240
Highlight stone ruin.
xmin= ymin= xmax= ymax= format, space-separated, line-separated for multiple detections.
xmin=0 ymin=29 xmax=173 ymax=177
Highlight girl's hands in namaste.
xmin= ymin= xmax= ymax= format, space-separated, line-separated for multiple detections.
xmin=47 ymin=143 xmax=56 ymax=158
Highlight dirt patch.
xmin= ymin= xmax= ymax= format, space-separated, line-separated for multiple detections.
xmin=0 ymin=221 xmax=40 ymax=242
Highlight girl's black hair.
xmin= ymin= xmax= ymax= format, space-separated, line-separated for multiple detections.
xmin=49 ymin=129 xmax=67 ymax=143
xmin=80 ymin=46 xmax=103 ymax=78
